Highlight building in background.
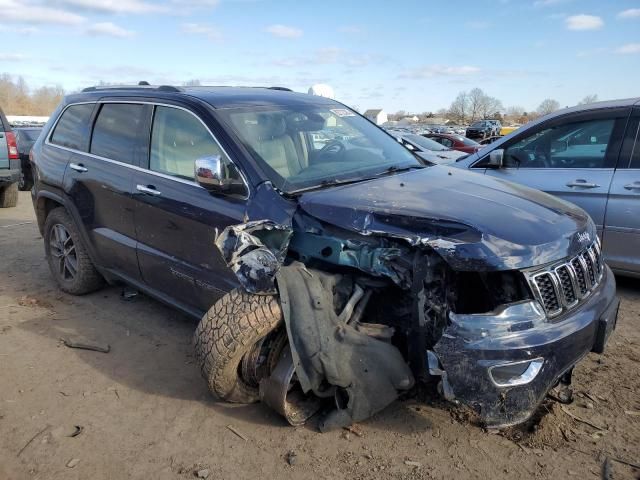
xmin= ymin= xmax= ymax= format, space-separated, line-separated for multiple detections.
xmin=363 ymin=109 xmax=388 ymax=125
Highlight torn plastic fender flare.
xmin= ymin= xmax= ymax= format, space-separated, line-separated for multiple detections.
xmin=215 ymin=219 xmax=293 ymax=294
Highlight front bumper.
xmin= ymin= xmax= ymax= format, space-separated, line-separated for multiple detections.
xmin=0 ymin=168 xmax=20 ymax=185
xmin=430 ymin=265 xmax=618 ymax=427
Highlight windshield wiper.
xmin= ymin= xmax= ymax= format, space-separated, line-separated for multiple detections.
xmin=376 ymin=164 xmax=426 ymax=176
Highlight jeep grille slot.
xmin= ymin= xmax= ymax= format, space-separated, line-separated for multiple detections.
xmin=534 ymin=273 xmax=561 ymax=315
xmin=529 ymin=240 xmax=603 ymax=319
xmin=571 ymin=257 xmax=588 ymax=295
xmin=556 ymin=265 xmax=577 ymax=305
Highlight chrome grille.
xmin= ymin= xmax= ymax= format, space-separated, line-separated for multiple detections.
xmin=529 ymin=240 xmax=603 ymax=318
xmin=571 ymin=257 xmax=587 ymax=295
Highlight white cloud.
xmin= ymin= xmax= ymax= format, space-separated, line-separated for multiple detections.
xmin=615 ymin=43 xmax=640 ymax=54
xmin=399 ymin=65 xmax=481 ymax=79
xmin=265 ymin=24 xmax=303 ymax=38
xmin=565 ymin=14 xmax=603 ymax=31
xmin=0 ymin=53 xmax=27 ymax=61
xmin=58 ymin=0 xmax=166 ymax=14
xmin=617 ymin=8 xmax=640 ymax=19
xmin=86 ymin=22 xmax=135 ymax=38
xmin=0 ymin=25 xmax=39 ymax=34
xmin=181 ymin=23 xmax=223 ymax=41
xmin=0 ymin=0 xmax=85 ymax=25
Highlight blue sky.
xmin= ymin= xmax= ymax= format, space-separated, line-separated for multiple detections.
xmin=0 ymin=0 xmax=639 ymax=113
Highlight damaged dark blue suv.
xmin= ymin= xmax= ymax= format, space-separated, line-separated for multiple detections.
xmin=30 ymin=85 xmax=619 ymax=430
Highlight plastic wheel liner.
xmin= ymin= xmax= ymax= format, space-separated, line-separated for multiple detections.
xmin=275 ymin=262 xmax=414 ymax=431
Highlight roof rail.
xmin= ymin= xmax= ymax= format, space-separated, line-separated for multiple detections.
xmin=267 ymin=86 xmax=293 ymax=92
xmin=81 ymin=84 xmax=183 ymax=93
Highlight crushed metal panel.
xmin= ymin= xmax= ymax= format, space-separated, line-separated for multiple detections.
xmin=276 ymin=262 xmax=414 ymax=431
xmin=215 ymin=220 xmax=292 ymax=294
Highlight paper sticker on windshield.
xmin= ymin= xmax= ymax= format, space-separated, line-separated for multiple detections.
xmin=331 ymin=108 xmax=355 ymax=117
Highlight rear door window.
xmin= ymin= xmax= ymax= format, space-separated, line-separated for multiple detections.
xmin=50 ymin=103 xmax=95 ymax=151
xmin=90 ymin=103 xmax=146 ymax=164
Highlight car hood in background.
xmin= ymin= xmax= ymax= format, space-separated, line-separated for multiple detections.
xmin=298 ymin=165 xmax=595 ymax=271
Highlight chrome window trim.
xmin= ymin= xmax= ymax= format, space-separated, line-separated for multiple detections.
xmin=45 ymin=100 xmax=251 ymax=199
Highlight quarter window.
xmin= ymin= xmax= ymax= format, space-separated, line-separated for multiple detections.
xmin=149 ymin=106 xmax=230 ymax=180
xmin=90 ymin=103 xmax=146 ymax=164
xmin=502 ymin=118 xmax=615 ymax=169
xmin=50 ymin=103 xmax=94 ymax=151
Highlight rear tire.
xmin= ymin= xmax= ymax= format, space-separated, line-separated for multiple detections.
xmin=194 ymin=289 xmax=283 ymax=403
xmin=43 ymin=207 xmax=104 ymax=295
xmin=0 ymin=182 xmax=18 ymax=208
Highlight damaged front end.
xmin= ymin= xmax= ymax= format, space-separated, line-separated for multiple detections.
xmin=214 ymin=189 xmax=618 ymax=430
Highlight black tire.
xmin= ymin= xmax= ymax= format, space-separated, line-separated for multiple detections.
xmin=0 ymin=182 xmax=18 ymax=208
xmin=18 ymin=169 xmax=33 ymax=191
xmin=43 ymin=207 xmax=104 ymax=295
xmin=194 ymin=289 xmax=283 ymax=403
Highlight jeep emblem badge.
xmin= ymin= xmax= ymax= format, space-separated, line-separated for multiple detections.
xmin=577 ymin=232 xmax=590 ymax=244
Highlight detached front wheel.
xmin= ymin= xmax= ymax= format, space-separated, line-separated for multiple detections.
xmin=194 ymin=289 xmax=284 ymax=403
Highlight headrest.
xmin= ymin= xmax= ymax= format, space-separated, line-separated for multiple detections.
xmin=255 ymin=114 xmax=287 ymax=140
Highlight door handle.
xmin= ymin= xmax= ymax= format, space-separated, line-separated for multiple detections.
xmin=69 ymin=163 xmax=88 ymax=173
xmin=136 ymin=184 xmax=161 ymax=196
xmin=624 ymin=182 xmax=640 ymax=191
xmin=566 ymin=179 xmax=600 ymax=189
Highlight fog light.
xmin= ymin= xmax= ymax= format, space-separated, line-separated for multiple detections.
xmin=488 ymin=359 xmax=544 ymax=387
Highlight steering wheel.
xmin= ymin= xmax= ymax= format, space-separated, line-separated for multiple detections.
xmin=532 ymin=144 xmax=551 ymax=168
xmin=317 ymin=140 xmax=345 ymax=158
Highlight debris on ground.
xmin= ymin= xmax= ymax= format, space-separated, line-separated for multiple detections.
xmin=225 ymin=425 xmax=247 ymax=441
xmin=66 ymin=458 xmax=80 ymax=468
xmin=69 ymin=425 xmax=84 ymax=438
xmin=195 ymin=468 xmax=210 ymax=478
xmin=62 ymin=338 xmax=110 ymax=354
xmin=120 ymin=288 xmax=139 ymax=301
xmin=285 ymin=450 xmax=297 ymax=466
xmin=404 ymin=460 xmax=422 ymax=467
xmin=17 ymin=425 xmax=50 ymax=457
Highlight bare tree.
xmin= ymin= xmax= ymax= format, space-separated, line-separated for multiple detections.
xmin=577 ymin=94 xmax=598 ymax=105
xmin=448 ymin=92 xmax=469 ymax=124
xmin=537 ymin=98 xmax=561 ymax=115
xmin=0 ymin=73 xmax=65 ymax=115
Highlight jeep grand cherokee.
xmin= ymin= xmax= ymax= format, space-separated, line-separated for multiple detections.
xmin=30 ymin=85 xmax=619 ymax=430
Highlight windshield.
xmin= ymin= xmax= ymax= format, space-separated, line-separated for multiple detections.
xmin=470 ymin=121 xmax=487 ymax=128
xmin=219 ymin=104 xmax=422 ymax=193
xmin=404 ymin=134 xmax=448 ymax=151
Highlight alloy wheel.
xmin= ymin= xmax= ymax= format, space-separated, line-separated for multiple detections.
xmin=49 ymin=223 xmax=78 ymax=280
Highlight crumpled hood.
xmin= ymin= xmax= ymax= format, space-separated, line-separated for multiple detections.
xmin=298 ymin=165 xmax=596 ymax=271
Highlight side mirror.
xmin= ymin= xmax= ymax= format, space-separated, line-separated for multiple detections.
xmin=195 ymin=155 xmax=247 ymax=196
xmin=488 ymin=149 xmax=504 ymax=168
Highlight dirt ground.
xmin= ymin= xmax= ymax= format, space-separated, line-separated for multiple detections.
xmin=1 ymin=191 xmax=639 ymax=480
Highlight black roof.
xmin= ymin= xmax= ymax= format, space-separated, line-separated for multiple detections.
xmin=72 ymin=85 xmax=337 ymax=109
